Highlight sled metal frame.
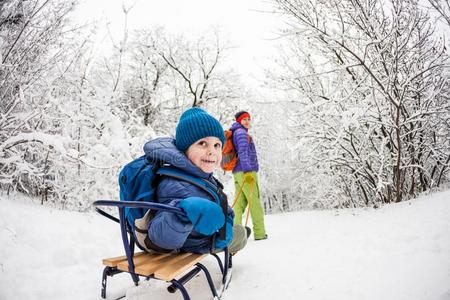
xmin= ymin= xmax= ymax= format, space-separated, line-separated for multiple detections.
xmin=94 ymin=200 xmax=232 ymax=300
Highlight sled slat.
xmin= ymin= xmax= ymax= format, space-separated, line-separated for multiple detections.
xmin=116 ymin=252 xmax=164 ymax=272
xmin=103 ymin=252 xmax=146 ymax=267
xmin=154 ymin=253 xmax=208 ymax=281
xmin=134 ymin=253 xmax=191 ymax=276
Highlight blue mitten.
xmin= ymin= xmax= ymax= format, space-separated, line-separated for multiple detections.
xmin=214 ymin=220 xmax=234 ymax=249
xmin=177 ymin=197 xmax=225 ymax=235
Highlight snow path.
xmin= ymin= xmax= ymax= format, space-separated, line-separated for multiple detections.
xmin=1 ymin=190 xmax=449 ymax=300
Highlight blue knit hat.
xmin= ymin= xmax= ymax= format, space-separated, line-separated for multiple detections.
xmin=175 ymin=107 xmax=225 ymax=152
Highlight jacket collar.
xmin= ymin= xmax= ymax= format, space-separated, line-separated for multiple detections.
xmin=230 ymin=122 xmax=248 ymax=132
xmin=143 ymin=137 xmax=213 ymax=180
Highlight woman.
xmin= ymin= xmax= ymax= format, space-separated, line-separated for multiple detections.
xmin=230 ymin=111 xmax=267 ymax=240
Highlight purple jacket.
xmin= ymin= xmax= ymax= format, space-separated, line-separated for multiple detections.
xmin=230 ymin=122 xmax=259 ymax=173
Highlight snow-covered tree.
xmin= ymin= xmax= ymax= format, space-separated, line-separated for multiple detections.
xmin=428 ymin=0 xmax=450 ymax=26
xmin=0 ymin=0 xmax=78 ymax=202
xmin=119 ymin=27 xmax=245 ymax=139
xmin=269 ymin=0 xmax=450 ymax=208
xmin=149 ymin=29 xmax=241 ymax=109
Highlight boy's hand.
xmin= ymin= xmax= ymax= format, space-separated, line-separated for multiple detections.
xmin=244 ymin=172 xmax=254 ymax=184
xmin=214 ymin=221 xmax=234 ymax=249
xmin=178 ymin=197 xmax=225 ymax=235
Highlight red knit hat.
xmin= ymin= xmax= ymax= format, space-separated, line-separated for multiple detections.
xmin=235 ymin=111 xmax=251 ymax=123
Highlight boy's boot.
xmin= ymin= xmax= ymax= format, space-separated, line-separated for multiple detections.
xmin=245 ymin=226 xmax=251 ymax=238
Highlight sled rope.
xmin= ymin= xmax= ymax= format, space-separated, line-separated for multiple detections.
xmin=244 ymin=181 xmax=254 ymax=227
xmin=231 ymin=180 xmax=245 ymax=208
xmin=231 ymin=180 xmax=254 ymax=227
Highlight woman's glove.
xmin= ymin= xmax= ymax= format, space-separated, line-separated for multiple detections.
xmin=244 ymin=172 xmax=254 ymax=184
xmin=177 ymin=197 xmax=225 ymax=235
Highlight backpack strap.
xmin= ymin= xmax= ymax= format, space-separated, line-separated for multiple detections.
xmin=156 ymin=166 xmax=227 ymax=241
xmin=156 ymin=166 xmax=221 ymax=204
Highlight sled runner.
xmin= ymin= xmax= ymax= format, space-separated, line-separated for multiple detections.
xmin=94 ymin=200 xmax=232 ymax=300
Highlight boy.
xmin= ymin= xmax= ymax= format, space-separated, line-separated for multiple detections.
xmin=143 ymin=107 xmax=248 ymax=254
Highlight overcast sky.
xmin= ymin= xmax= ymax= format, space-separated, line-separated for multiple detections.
xmin=74 ymin=0 xmax=284 ymax=87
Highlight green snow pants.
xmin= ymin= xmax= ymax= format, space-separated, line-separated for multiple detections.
xmin=232 ymin=171 xmax=266 ymax=239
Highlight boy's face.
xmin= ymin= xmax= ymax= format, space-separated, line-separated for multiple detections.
xmin=186 ymin=136 xmax=223 ymax=173
xmin=240 ymin=117 xmax=251 ymax=129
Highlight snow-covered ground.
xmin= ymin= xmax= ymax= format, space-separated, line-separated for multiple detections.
xmin=1 ymin=190 xmax=449 ymax=300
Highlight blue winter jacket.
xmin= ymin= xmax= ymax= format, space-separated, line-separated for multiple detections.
xmin=143 ymin=137 xmax=234 ymax=254
xmin=230 ymin=122 xmax=259 ymax=173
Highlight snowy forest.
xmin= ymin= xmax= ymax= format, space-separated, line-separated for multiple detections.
xmin=1 ymin=0 xmax=449 ymax=212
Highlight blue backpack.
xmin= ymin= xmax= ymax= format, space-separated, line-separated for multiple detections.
xmin=118 ymin=155 xmax=160 ymax=234
xmin=118 ymin=155 xmax=226 ymax=251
